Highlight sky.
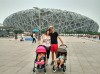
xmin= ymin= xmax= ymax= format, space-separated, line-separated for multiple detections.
xmin=0 ymin=0 xmax=100 ymax=31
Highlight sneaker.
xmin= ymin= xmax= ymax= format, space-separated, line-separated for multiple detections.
xmin=53 ymin=70 xmax=56 ymax=72
xmin=50 ymin=61 xmax=54 ymax=65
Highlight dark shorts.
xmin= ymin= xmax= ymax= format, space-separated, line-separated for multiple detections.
xmin=51 ymin=44 xmax=58 ymax=52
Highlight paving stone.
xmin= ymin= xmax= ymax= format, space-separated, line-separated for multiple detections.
xmin=0 ymin=36 xmax=100 ymax=74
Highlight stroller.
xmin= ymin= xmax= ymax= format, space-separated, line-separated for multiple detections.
xmin=33 ymin=45 xmax=47 ymax=74
xmin=52 ymin=44 xmax=67 ymax=73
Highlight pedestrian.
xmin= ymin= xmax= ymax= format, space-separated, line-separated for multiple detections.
xmin=99 ymin=35 xmax=100 ymax=40
xmin=31 ymin=32 xmax=36 ymax=43
xmin=41 ymin=30 xmax=51 ymax=65
xmin=15 ymin=33 xmax=18 ymax=40
xmin=20 ymin=33 xmax=24 ymax=41
xmin=49 ymin=26 xmax=64 ymax=65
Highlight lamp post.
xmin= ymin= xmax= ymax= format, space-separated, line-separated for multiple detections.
xmin=33 ymin=7 xmax=41 ymax=34
xmin=33 ymin=7 xmax=51 ymax=34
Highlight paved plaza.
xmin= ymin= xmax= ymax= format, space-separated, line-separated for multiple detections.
xmin=0 ymin=36 xmax=100 ymax=74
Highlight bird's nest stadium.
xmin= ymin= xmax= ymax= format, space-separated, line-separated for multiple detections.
xmin=3 ymin=7 xmax=99 ymax=33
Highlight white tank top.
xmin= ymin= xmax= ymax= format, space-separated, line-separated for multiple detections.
xmin=43 ymin=35 xmax=51 ymax=47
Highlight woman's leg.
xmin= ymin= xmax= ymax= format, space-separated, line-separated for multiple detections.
xmin=46 ymin=58 xmax=48 ymax=65
xmin=46 ymin=48 xmax=49 ymax=64
xmin=46 ymin=47 xmax=50 ymax=64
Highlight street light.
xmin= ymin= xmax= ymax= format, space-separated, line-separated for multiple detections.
xmin=33 ymin=7 xmax=41 ymax=34
xmin=33 ymin=7 xmax=52 ymax=34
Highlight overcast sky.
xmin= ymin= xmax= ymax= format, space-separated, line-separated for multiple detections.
xmin=0 ymin=0 xmax=100 ymax=31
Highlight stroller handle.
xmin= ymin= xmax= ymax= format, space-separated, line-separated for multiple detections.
xmin=60 ymin=44 xmax=67 ymax=48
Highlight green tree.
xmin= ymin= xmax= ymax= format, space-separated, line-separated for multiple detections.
xmin=14 ymin=30 xmax=24 ymax=34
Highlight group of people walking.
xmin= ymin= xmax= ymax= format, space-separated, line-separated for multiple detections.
xmin=40 ymin=26 xmax=64 ymax=65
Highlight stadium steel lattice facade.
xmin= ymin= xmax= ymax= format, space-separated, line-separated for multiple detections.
xmin=3 ymin=8 xmax=99 ymax=33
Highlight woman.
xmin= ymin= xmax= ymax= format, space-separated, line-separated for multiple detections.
xmin=41 ymin=30 xmax=51 ymax=65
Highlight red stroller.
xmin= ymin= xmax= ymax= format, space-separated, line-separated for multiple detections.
xmin=33 ymin=45 xmax=47 ymax=74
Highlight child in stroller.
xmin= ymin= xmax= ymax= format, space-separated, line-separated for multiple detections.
xmin=53 ymin=45 xmax=67 ymax=73
xmin=36 ymin=52 xmax=45 ymax=68
xmin=33 ymin=45 xmax=47 ymax=74
xmin=54 ymin=53 xmax=65 ymax=68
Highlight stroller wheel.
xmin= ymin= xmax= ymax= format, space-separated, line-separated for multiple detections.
xmin=44 ymin=68 xmax=46 ymax=74
xmin=63 ymin=69 xmax=65 ymax=72
xmin=52 ymin=65 xmax=56 ymax=72
xmin=33 ymin=68 xmax=35 ymax=72
xmin=52 ymin=65 xmax=55 ymax=70
xmin=33 ymin=69 xmax=35 ymax=72
xmin=64 ymin=66 xmax=66 ymax=70
xmin=44 ymin=69 xmax=46 ymax=72
xmin=63 ymin=66 xmax=66 ymax=72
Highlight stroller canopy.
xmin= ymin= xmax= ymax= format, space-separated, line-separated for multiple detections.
xmin=36 ymin=46 xmax=46 ymax=53
xmin=57 ymin=45 xmax=67 ymax=53
xmin=57 ymin=48 xmax=67 ymax=53
xmin=57 ymin=45 xmax=67 ymax=57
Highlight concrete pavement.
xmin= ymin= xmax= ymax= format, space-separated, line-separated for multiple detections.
xmin=0 ymin=36 xmax=100 ymax=74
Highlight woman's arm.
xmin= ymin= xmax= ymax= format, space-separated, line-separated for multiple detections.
xmin=58 ymin=36 xmax=64 ymax=45
xmin=40 ymin=34 xmax=44 ymax=45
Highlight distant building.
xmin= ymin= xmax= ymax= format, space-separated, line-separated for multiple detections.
xmin=0 ymin=23 xmax=7 ymax=37
xmin=0 ymin=23 xmax=3 ymax=26
xmin=0 ymin=23 xmax=14 ymax=37
xmin=3 ymin=8 xmax=99 ymax=33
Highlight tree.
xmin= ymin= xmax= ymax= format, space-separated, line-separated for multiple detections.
xmin=14 ymin=30 xmax=24 ymax=34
